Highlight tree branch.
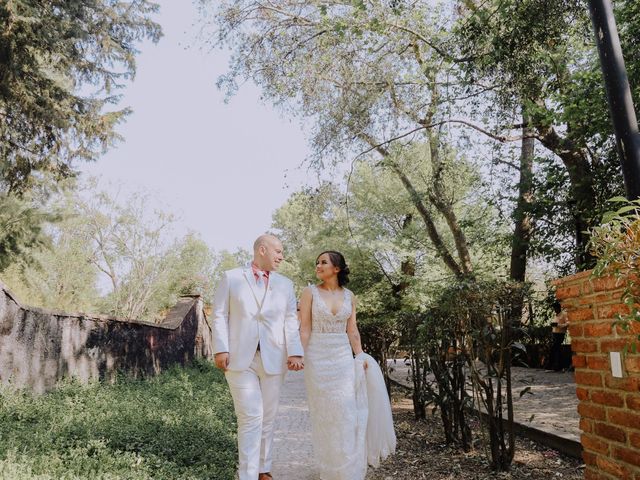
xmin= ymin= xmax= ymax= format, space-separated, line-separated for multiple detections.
xmin=387 ymin=22 xmax=476 ymax=63
xmin=358 ymin=132 xmax=465 ymax=279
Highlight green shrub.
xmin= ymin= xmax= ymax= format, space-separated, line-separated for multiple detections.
xmin=0 ymin=361 xmax=237 ymax=479
xmin=590 ymin=196 xmax=640 ymax=347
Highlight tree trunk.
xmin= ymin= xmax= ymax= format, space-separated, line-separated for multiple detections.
xmin=427 ymin=132 xmax=474 ymax=276
xmin=534 ymin=122 xmax=596 ymax=269
xmin=385 ymin=160 xmax=465 ymax=278
xmin=392 ymin=214 xmax=417 ymax=299
xmin=360 ymin=129 xmax=467 ymax=279
xmin=509 ymin=112 xmax=535 ymax=329
xmin=510 ymin=113 xmax=535 ymax=283
xmin=411 ymin=348 xmax=426 ymax=419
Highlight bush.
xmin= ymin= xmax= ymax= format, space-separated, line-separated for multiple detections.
xmin=358 ymin=314 xmax=399 ymax=393
xmin=400 ymin=279 xmax=527 ymax=471
xmin=590 ymin=197 xmax=640 ymax=347
xmin=0 ymin=361 xmax=237 ymax=479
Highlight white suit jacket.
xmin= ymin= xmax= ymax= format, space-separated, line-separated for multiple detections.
xmin=212 ymin=264 xmax=303 ymax=375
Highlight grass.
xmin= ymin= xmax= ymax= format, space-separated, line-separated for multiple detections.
xmin=0 ymin=360 xmax=237 ymax=479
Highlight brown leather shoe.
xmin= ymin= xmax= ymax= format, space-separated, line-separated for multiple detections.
xmin=258 ymin=474 xmax=273 ymax=480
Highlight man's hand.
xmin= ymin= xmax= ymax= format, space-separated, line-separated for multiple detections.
xmin=214 ymin=352 xmax=229 ymax=371
xmin=287 ymin=356 xmax=304 ymax=371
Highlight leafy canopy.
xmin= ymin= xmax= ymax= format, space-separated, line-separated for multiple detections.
xmin=0 ymin=0 xmax=161 ymax=193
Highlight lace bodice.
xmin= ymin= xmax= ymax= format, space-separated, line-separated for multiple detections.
xmin=310 ymin=285 xmax=352 ymax=333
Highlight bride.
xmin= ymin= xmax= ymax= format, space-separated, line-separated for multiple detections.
xmin=299 ymin=251 xmax=395 ymax=480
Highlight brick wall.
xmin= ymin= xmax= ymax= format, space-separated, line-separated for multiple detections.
xmin=554 ymin=270 xmax=640 ymax=480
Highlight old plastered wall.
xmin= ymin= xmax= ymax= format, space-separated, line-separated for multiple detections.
xmin=0 ymin=280 xmax=213 ymax=393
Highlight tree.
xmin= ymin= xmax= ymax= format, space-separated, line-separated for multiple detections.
xmin=0 ymin=192 xmax=51 ymax=271
xmin=272 ymin=151 xmax=507 ymax=404
xmin=206 ymin=0 xmax=639 ymax=277
xmin=149 ymin=233 xmax=220 ymax=316
xmin=0 ymin=0 xmax=161 ymax=194
xmin=75 ymin=185 xmax=178 ymax=320
xmin=453 ymin=0 xmax=635 ymax=269
xmin=2 ymin=180 xmax=222 ymax=321
xmin=273 ymin=172 xmax=413 ymax=392
xmin=206 ymin=0 xmax=506 ymax=280
xmin=0 ymin=201 xmax=100 ymax=312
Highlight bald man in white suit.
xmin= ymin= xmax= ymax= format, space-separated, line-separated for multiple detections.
xmin=212 ymin=234 xmax=304 ymax=480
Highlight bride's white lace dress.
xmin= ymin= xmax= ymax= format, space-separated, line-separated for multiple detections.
xmin=304 ymin=285 xmax=367 ymax=480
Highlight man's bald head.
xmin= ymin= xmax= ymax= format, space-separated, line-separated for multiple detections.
xmin=252 ymin=234 xmax=284 ymax=271
xmin=253 ymin=234 xmax=280 ymax=253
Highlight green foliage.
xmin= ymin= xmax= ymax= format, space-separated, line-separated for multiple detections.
xmin=396 ymin=278 xmax=534 ymax=468
xmin=0 ymin=193 xmax=52 ymax=271
xmin=272 ymin=143 xmax=511 ymax=340
xmin=1 ymin=181 xmax=222 ymax=321
xmin=455 ymin=0 xmax=590 ymax=109
xmin=64 ymin=183 xmax=220 ymax=320
xmin=0 ymin=0 xmax=161 ymax=193
xmin=207 ymin=0 xmax=453 ymax=163
xmin=452 ymin=0 xmax=639 ymax=270
xmin=1 ymin=231 xmax=100 ymax=313
xmin=589 ymin=198 xmax=640 ymax=345
xmin=1 ymin=182 xmax=100 ymax=311
xmin=137 ymin=233 xmax=219 ymax=319
xmin=527 ymin=152 xmax=625 ymax=275
xmin=402 ymin=306 xmax=472 ymax=449
xmin=206 ymin=0 xmax=603 ymax=275
xmin=0 ymin=361 xmax=237 ymax=479
xmin=272 ymin=153 xmax=514 ymax=427
xmin=431 ymin=279 xmax=526 ymax=471
xmin=590 ymin=197 xmax=640 ymax=270
xmin=272 ymin=170 xmax=408 ymax=369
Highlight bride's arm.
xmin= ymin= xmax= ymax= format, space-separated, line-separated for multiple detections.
xmin=346 ymin=296 xmax=363 ymax=356
xmin=299 ymin=287 xmax=313 ymax=351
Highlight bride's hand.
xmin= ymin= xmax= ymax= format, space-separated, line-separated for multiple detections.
xmin=355 ymin=351 xmax=368 ymax=370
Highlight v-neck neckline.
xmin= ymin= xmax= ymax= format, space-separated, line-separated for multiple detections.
xmin=315 ymin=285 xmax=347 ymax=316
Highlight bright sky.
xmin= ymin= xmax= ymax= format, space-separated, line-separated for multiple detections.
xmin=80 ymin=0 xmax=314 ymax=253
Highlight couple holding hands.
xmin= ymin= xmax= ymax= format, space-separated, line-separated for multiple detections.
xmin=212 ymin=234 xmax=395 ymax=480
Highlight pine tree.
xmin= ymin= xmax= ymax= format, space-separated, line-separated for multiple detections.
xmin=0 ymin=0 xmax=162 ymax=194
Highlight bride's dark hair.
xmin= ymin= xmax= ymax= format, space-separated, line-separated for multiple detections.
xmin=317 ymin=250 xmax=350 ymax=287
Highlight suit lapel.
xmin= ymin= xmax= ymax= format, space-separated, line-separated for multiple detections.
xmin=261 ymin=272 xmax=276 ymax=311
xmin=243 ymin=267 xmax=264 ymax=309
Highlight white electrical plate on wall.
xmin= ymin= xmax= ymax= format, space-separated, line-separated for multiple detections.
xmin=610 ymin=351 xmax=623 ymax=378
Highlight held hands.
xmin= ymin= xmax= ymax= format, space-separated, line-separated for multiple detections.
xmin=216 ymin=353 xmax=304 ymax=371
xmin=287 ymin=356 xmax=304 ymax=371
xmin=214 ymin=352 xmax=229 ymax=371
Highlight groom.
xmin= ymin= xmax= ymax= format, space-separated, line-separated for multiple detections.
xmin=212 ymin=234 xmax=304 ymax=480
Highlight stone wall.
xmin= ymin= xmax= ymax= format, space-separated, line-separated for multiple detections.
xmin=554 ymin=270 xmax=640 ymax=480
xmin=0 ymin=280 xmax=213 ymax=393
